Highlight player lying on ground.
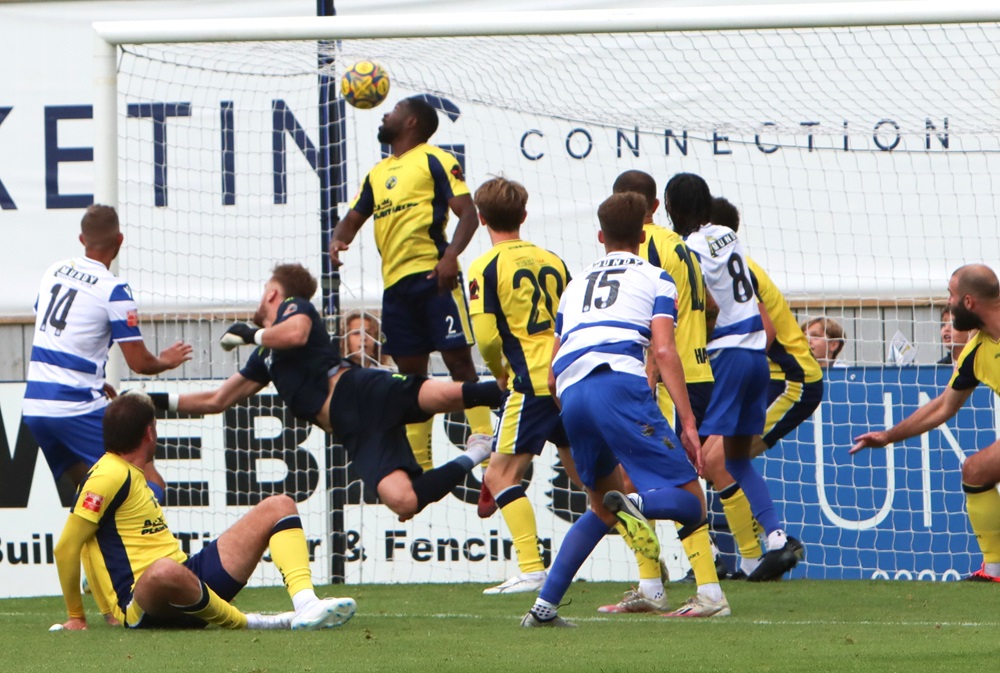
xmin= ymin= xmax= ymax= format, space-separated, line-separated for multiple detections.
xmin=522 ymin=193 xmax=729 ymax=628
xmin=53 ymin=393 xmax=356 ymax=630
xmin=150 ymin=263 xmax=501 ymax=521
xmin=852 ymin=264 xmax=1000 ymax=582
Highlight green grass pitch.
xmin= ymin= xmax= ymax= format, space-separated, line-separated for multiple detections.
xmin=3 ymin=580 xmax=998 ymax=673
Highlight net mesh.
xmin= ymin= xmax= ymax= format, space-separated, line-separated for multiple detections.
xmin=115 ymin=20 xmax=1000 ymax=584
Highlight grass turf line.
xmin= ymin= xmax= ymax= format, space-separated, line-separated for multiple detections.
xmin=4 ymin=580 xmax=999 ymax=673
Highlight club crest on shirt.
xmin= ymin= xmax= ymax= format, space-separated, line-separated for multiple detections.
xmin=450 ymin=164 xmax=465 ymax=182
xmin=82 ymin=491 xmax=105 ymax=513
xmin=385 ymin=176 xmax=397 ymax=189
xmin=469 ymin=278 xmax=479 ymax=301
xmin=284 ymin=303 xmax=298 ymax=315
xmin=126 ymin=310 xmax=139 ymax=328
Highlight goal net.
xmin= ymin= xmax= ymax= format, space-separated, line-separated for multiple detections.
xmin=99 ymin=5 xmax=1000 ymax=585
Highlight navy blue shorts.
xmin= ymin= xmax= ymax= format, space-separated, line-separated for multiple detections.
xmin=654 ymin=380 xmax=715 ymax=435
xmin=381 ymin=272 xmax=475 ymax=357
xmin=559 ymin=369 xmax=697 ymax=492
xmin=700 ymin=349 xmax=769 ymax=437
xmin=761 ymin=378 xmax=824 ymax=448
xmin=24 ymin=408 xmax=105 ymax=480
xmin=126 ymin=540 xmax=244 ymax=629
xmin=495 ymin=391 xmax=568 ymax=455
xmin=330 ymin=368 xmax=429 ymax=487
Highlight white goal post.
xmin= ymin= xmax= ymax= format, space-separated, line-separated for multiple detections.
xmin=91 ymin=2 xmax=1000 ymax=588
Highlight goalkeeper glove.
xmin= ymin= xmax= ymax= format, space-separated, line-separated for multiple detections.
xmin=220 ymin=323 xmax=263 ymax=351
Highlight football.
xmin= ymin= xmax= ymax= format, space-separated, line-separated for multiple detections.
xmin=340 ymin=60 xmax=390 ymax=109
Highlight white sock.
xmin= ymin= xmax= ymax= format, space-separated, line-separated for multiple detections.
xmin=531 ymin=598 xmax=558 ymax=621
xmin=985 ymin=562 xmax=1000 ymax=577
xmin=740 ymin=556 xmax=762 ymax=575
xmin=626 ymin=492 xmax=644 ymax=511
xmin=463 ymin=435 xmax=493 ymax=466
xmin=698 ymin=583 xmax=724 ymax=603
xmin=766 ymin=529 xmax=788 ymax=552
xmin=246 ymin=612 xmax=290 ymax=630
xmin=638 ymin=578 xmax=664 ymax=600
xmin=292 ymin=588 xmax=319 ymax=613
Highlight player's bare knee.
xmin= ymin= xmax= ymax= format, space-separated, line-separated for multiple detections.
xmin=379 ymin=484 xmax=418 ymax=518
xmin=142 ymin=557 xmax=188 ymax=588
xmin=261 ymin=494 xmax=297 ymax=518
xmin=962 ymin=452 xmax=999 ymax=488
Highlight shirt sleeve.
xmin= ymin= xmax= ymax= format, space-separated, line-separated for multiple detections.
xmin=653 ymin=271 xmax=678 ymax=322
xmin=467 ymin=258 xmax=487 ymax=316
xmin=240 ymin=347 xmax=272 ymax=384
xmin=107 ymin=282 xmax=143 ymax=342
xmin=950 ymin=341 xmax=981 ymax=391
xmin=350 ymin=174 xmax=375 ymax=217
xmin=70 ymin=468 xmax=121 ymax=526
xmin=428 ymin=149 xmax=470 ymax=199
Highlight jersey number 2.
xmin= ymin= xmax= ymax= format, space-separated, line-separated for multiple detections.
xmin=40 ymin=283 xmax=78 ymax=335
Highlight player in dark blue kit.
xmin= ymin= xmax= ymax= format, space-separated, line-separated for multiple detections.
xmin=149 ymin=264 xmax=500 ymax=520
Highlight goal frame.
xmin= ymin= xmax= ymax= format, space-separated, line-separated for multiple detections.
xmin=90 ymin=1 xmax=1000 ymax=585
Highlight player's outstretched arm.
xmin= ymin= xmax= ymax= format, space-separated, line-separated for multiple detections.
xmin=850 ymin=386 xmax=972 ymax=454
xmin=53 ymin=515 xmax=99 ymax=630
xmin=148 ymin=372 xmax=265 ymax=416
xmin=429 ymin=194 xmax=478 ymax=293
xmin=330 ymin=209 xmax=368 ymax=268
xmin=119 ymin=339 xmax=193 ymax=376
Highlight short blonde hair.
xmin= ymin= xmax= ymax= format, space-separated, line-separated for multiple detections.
xmin=474 ymin=177 xmax=528 ymax=232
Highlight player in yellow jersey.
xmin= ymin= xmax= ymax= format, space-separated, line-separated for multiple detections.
xmin=52 ymin=393 xmax=356 ymax=631
xmin=467 ymin=177 xmax=574 ymax=595
xmin=699 ymin=197 xmax=818 ymax=579
xmin=598 ymin=171 xmax=725 ymax=618
xmin=330 ymin=96 xmax=494 ymax=483
xmin=853 ymin=264 xmax=1000 ymax=582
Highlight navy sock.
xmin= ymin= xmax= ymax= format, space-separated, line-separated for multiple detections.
xmin=412 ymin=461 xmax=468 ymax=512
xmin=462 ymin=381 xmax=504 ymax=409
xmin=638 ymin=487 xmax=702 ymax=527
xmin=538 ymin=510 xmax=611 ymax=605
xmin=725 ymin=457 xmax=780 ymax=535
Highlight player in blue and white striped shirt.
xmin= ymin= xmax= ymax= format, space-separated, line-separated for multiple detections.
xmin=666 ymin=173 xmax=801 ymax=582
xmin=522 ymin=193 xmax=728 ymax=628
xmin=23 ymin=205 xmax=192 ymax=491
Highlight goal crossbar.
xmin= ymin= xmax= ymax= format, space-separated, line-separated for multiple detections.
xmin=93 ymin=1 xmax=1000 ymax=45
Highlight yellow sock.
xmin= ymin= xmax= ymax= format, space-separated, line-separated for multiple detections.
xmin=465 ymin=405 xmax=494 ymax=436
xmin=174 ymin=582 xmax=247 ymax=629
xmin=499 ymin=488 xmax=544 ymax=574
xmin=269 ymin=521 xmax=315 ymax=599
xmin=964 ymin=484 xmax=1000 ymax=563
xmin=677 ymin=522 xmax=719 ymax=586
xmin=721 ymin=486 xmax=762 ymax=560
xmin=406 ymin=417 xmax=435 ymax=471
